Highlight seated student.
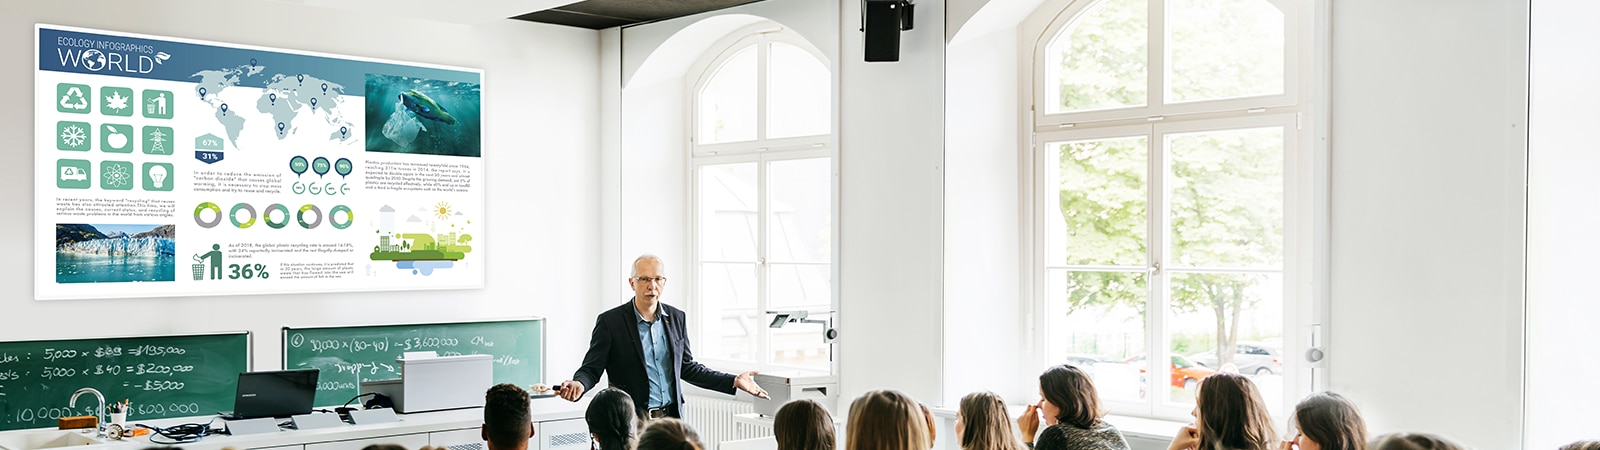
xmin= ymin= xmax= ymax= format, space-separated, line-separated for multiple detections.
xmin=1368 ymin=433 xmax=1468 ymax=450
xmin=1018 ymin=365 xmax=1129 ymax=450
xmin=484 ymin=384 xmax=536 ymax=450
xmin=1169 ymin=373 xmax=1275 ymax=450
xmin=1561 ymin=441 xmax=1600 ymax=450
xmin=775 ymin=399 xmax=836 ymax=450
xmin=587 ymin=388 xmax=640 ymax=450
xmin=1280 ymin=392 xmax=1367 ymax=450
xmin=847 ymin=390 xmax=930 ymax=450
xmin=956 ymin=391 xmax=1023 ymax=450
xmin=637 ymin=418 xmax=706 ymax=450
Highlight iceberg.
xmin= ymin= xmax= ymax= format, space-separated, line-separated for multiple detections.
xmin=57 ymin=237 xmax=175 ymax=258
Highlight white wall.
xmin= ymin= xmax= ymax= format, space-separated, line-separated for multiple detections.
xmin=944 ymin=25 xmax=1024 ymax=406
xmin=1328 ymin=1 xmax=1527 ymax=448
xmin=3 ymin=0 xmax=602 ymax=383
xmin=1525 ymin=1 xmax=1600 ymax=448
xmin=836 ymin=0 xmax=948 ymax=406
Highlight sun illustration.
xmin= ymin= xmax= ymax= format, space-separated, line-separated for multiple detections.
xmin=433 ymin=201 xmax=453 ymax=220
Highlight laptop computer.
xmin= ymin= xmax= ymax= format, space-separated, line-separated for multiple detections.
xmin=220 ymin=368 xmax=319 ymax=420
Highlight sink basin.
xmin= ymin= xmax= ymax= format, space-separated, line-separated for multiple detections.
xmin=0 ymin=430 xmax=102 ymax=450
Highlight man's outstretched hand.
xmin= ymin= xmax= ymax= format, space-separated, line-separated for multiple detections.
xmin=558 ymin=380 xmax=585 ymax=402
xmin=734 ymin=371 xmax=769 ymax=399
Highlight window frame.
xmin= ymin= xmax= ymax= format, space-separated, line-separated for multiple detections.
xmin=1023 ymin=0 xmax=1316 ymax=422
xmin=1031 ymin=0 xmax=1303 ymax=127
xmin=685 ymin=24 xmax=837 ymax=375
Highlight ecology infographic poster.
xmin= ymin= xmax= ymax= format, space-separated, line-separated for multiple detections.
xmin=35 ymin=25 xmax=485 ymax=300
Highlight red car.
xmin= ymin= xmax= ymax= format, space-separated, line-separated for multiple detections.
xmin=1124 ymin=355 xmax=1218 ymax=390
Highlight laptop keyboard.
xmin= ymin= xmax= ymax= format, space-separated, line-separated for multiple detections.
xmin=448 ymin=443 xmax=485 ymax=450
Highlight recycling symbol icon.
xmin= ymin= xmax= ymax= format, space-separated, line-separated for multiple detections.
xmin=59 ymin=87 xmax=88 ymax=111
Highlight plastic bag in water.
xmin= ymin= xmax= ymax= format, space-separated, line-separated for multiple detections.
xmin=380 ymin=99 xmax=426 ymax=148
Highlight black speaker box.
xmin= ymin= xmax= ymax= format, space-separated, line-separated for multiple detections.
xmin=864 ymin=0 xmax=902 ymax=62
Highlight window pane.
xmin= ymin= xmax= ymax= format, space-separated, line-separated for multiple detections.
xmin=698 ymin=163 xmax=758 ymax=261
xmin=700 ymin=263 xmax=758 ymax=362
xmin=1168 ymin=127 xmax=1283 ymax=268
xmin=1167 ymin=0 xmax=1285 ymax=103
xmin=1047 ymin=269 xmax=1147 ymax=403
xmin=768 ymin=158 xmax=831 ymax=263
xmin=1045 ymin=0 xmax=1148 ymax=114
xmin=1166 ymin=272 xmax=1283 ymax=412
xmin=768 ymin=263 xmax=831 ymax=371
xmin=1047 ymin=137 xmax=1148 ymax=267
xmin=768 ymin=43 xmax=830 ymax=139
xmin=698 ymin=45 xmax=757 ymax=144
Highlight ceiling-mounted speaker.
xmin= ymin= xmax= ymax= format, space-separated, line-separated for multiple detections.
xmin=864 ymin=0 xmax=914 ymax=62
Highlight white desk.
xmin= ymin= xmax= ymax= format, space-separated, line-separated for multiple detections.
xmin=0 ymin=398 xmax=589 ymax=450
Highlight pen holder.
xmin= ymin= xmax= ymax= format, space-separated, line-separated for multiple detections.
xmin=109 ymin=412 xmax=126 ymax=427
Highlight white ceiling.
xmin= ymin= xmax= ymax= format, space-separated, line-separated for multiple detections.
xmin=264 ymin=0 xmax=580 ymax=25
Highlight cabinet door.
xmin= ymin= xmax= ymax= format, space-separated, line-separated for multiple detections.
xmin=431 ymin=427 xmax=488 ymax=450
xmin=304 ymin=432 xmax=430 ymax=450
xmin=538 ymin=418 xmax=589 ymax=450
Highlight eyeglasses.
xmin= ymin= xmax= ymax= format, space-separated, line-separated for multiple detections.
xmin=633 ymin=276 xmax=668 ymax=285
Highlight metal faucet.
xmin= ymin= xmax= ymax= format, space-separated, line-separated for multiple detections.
xmin=69 ymin=387 xmax=107 ymax=436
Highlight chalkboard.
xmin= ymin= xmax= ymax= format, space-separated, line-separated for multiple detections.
xmin=283 ymin=319 xmax=543 ymax=407
xmin=0 ymin=332 xmax=251 ymax=431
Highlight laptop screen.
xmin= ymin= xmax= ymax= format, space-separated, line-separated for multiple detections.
xmin=233 ymin=369 xmax=319 ymax=419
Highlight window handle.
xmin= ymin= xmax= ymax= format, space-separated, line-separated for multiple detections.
xmin=1148 ymin=262 xmax=1162 ymax=276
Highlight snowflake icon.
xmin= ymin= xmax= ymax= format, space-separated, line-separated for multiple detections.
xmin=105 ymin=91 xmax=130 ymax=113
xmin=60 ymin=125 xmax=87 ymax=148
xmin=102 ymin=163 xmax=132 ymax=188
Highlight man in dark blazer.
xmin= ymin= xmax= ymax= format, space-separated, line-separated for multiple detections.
xmin=558 ymin=255 xmax=768 ymax=419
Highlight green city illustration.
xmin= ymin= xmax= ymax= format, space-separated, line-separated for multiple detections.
xmin=369 ymin=202 xmax=475 ymax=276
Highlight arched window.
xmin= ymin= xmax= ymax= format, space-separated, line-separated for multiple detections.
xmin=689 ymin=25 xmax=833 ymax=373
xmin=1027 ymin=0 xmax=1308 ymax=419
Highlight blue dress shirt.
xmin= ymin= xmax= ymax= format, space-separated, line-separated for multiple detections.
xmin=634 ymin=306 xmax=671 ymax=409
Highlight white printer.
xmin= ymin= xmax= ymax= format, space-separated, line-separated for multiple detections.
xmin=360 ymin=352 xmax=493 ymax=413
xmin=750 ymin=372 xmax=838 ymax=417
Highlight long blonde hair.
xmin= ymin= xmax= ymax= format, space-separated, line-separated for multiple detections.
xmin=847 ymin=390 xmax=929 ymax=450
xmin=958 ymin=392 xmax=1024 ymax=450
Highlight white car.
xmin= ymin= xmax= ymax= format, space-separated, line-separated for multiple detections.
xmin=1188 ymin=343 xmax=1283 ymax=375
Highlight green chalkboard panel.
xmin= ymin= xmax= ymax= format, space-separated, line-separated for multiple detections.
xmin=0 ymin=332 xmax=250 ymax=431
xmin=283 ymin=319 xmax=543 ymax=407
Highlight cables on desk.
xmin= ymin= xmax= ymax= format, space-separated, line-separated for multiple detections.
xmin=137 ymin=416 xmax=224 ymax=445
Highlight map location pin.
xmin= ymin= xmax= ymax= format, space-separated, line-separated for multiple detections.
xmin=269 ymin=93 xmax=276 ymax=104
xmin=250 ymin=58 xmax=257 ymax=67
xmin=312 ymin=157 xmax=330 ymax=178
xmin=297 ymin=74 xmax=305 ymax=84
xmin=277 ymin=122 xmax=286 ymax=134
xmin=290 ymin=156 xmax=309 ymax=177
xmin=198 ymin=87 xmax=207 ymax=99
xmin=309 ymin=98 xmax=317 ymax=109
xmin=339 ymin=126 xmax=349 ymax=139
xmin=335 ymin=158 xmax=353 ymax=178
xmin=220 ymin=103 xmax=229 ymax=115
xmin=321 ymin=83 xmax=328 ymax=94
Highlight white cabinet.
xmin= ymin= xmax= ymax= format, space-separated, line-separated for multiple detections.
xmin=304 ymin=432 xmax=430 ymax=450
xmin=537 ymin=419 xmax=588 ymax=450
xmin=430 ymin=428 xmax=486 ymax=450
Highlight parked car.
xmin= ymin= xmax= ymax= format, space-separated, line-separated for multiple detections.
xmin=1063 ymin=354 xmax=1114 ymax=368
xmin=1124 ymin=354 xmax=1217 ymax=390
xmin=1188 ymin=342 xmax=1284 ymax=375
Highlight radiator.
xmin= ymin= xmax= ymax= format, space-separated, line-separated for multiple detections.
xmin=683 ymin=395 xmax=772 ymax=449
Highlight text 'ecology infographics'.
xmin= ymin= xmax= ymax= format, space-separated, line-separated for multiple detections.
xmin=35 ymin=25 xmax=485 ymax=300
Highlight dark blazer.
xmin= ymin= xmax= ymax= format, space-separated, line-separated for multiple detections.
xmin=572 ymin=299 xmax=736 ymax=415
